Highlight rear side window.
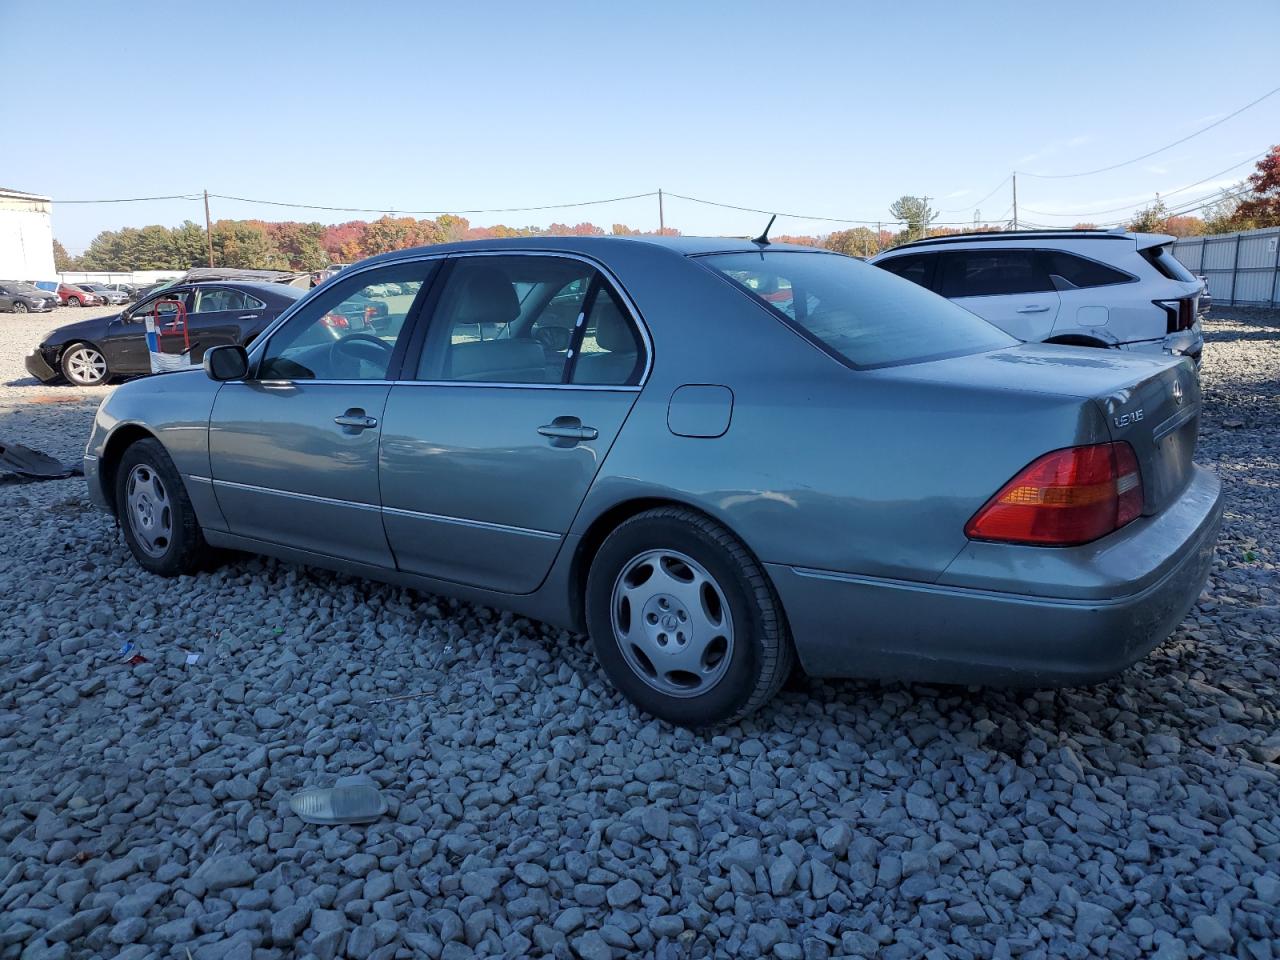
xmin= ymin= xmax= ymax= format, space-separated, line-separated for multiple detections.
xmin=702 ymin=251 xmax=1015 ymax=369
xmin=876 ymin=253 xmax=937 ymax=290
xmin=1141 ymin=245 xmax=1198 ymax=283
xmin=938 ymin=250 xmax=1053 ymax=297
xmin=1042 ymin=251 xmax=1132 ymax=289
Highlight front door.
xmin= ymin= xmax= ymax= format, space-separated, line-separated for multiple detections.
xmin=937 ymin=248 xmax=1060 ymax=341
xmin=103 ymin=290 xmax=190 ymax=374
xmin=380 ymin=254 xmax=647 ymax=593
xmin=208 ymin=260 xmax=438 ymax=567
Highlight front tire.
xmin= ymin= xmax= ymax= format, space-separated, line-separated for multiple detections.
xmin=114 ymin=438 xmax=210 ymax=576
xmin=13 ymin=301 xmax=28 ymax=314
xmin=585 ymin=507 xmax=794 ymax=727
xmin=60 ymin=343 xmax=109 ymax=386
xmin=68 ymin=296 xmax=83 ymax=307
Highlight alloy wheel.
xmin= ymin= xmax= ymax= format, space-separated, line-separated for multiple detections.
xmin=13 ymin=302 xmax=28 ymax=314
xmin=64 ymin=346 xmax=107 ymax=385
xmin=126 ymin=464 xmax=173 ymax=558
xmin=610 ymin=549 xmax=735 ymax=698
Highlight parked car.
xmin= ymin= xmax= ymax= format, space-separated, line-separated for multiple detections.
xmin=82 ymin=237 xmax=1220 ymax=726
xmin=26 ymin=281 xmax=305 ymax=386
xmin=871 ymin=230 xmax=1205 ymax=364
xmin=80 ymin=283 xmax=131 ymax=306
xmin=313 ymin=264 xmax=348 ymax=287
xmin=131 ymin=279 xmax=180 ymax=301
xmin=98 ymin=282 xmax=139 ymax=301
xmin=57 ymin=282 xmax=102 ymax=307
xmin=0 ymin=282 xmax=59 ymax=313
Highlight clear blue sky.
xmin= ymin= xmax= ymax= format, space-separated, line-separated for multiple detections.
xmin=4 ymin=0 xmax=1277 ymax=252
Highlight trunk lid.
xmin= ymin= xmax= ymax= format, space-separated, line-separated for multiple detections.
xmin=878 ymin=342 xmax=1200 ymax=515
xmin=1094 ymin=356 xmax=1199 ymax=515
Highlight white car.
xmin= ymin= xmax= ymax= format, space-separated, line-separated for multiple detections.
xmin=871 ymin=230 xmax=1205 ymax=362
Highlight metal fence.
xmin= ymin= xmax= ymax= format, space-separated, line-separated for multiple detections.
xmin=1171 ymin=226 xmax=1280 ymax=307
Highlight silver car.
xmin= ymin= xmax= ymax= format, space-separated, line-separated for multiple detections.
xmin=84 ymin=237 xmax=1222 ymax=726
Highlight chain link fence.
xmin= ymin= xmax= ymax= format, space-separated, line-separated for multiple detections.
xmin=1171 ymin=226 xmax=1280 ymax=307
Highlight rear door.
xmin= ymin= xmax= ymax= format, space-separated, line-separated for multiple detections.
xmin=937 ymin=248 xmax=1060 ymax=341
xmin=186 ymin=286 xmax=267 ymax=362
xmin=379 ymin=253 xmax=648 ymax=593
xmin=876 ymin=252 xmax=939 ymax=291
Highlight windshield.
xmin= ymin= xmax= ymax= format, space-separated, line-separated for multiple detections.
xmin=701 ymin=251 xmax=1016 ymax=368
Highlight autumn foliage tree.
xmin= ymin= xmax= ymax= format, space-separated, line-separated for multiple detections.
xmin=1234 ymin=144 xmax=1280 ymax=227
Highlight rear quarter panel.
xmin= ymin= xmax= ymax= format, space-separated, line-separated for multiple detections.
xmin=574 ymin=248 xmax=1110 ymax=584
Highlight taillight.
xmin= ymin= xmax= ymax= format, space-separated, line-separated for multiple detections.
xmin=1155 ymin=297 xmax=1196 ymax=333
xmin=321 ymin=313 xmax=349 ymax=329
xmin=965 ymin=442 xmax=1144 ymax=546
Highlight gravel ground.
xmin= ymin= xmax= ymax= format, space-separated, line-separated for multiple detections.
xmin=1 ymin=311 xmax=1277 ymax=960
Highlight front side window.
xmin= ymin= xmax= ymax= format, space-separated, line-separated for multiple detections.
xmin=191 ymin=287 xmax=266 ymax=313
xmin=258 ymin=261 xmax=435 ymax=380
xmin=1042 ymin=251 xmax=1132 ymax=289
xmin=418 ymin=255 xmax=644 ymax=386
xmin=938 ymin=249 xmax=1053 ymax=298
xmin=702 ymin=251 xmax=1014 ymax=369
xmin=130 ymin=290 xmax=190 ymax=323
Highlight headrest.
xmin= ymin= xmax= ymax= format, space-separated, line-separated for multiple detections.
xmin=453 ymin=265 xmax=520 ymax=326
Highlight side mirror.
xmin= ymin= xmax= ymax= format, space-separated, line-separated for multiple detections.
xmin=204 ymin=344 xmax=249 ymax=381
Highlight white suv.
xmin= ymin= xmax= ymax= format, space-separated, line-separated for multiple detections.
xmin=871 ymin=230 xmax=1205 ymax=362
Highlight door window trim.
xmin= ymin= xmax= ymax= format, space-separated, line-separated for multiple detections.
xmin=240 ymin=249 xmax=653 ymax=389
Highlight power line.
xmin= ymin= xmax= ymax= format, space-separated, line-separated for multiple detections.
xmin=938 ymin=175 xmax=1010 ymax=213
xmin=1021 ymin=150 xmax=1269 ymax=218
xmin=1020 ymin=84 xmax=1280 ymax=179
xmin=206 ymin=191 xmax=658 ymax=216
xmin=55 ymin=193 xmax=201 ymax=204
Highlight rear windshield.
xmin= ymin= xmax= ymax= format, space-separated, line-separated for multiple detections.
xmin=1142 ymin=245 xmax=1198 ymax=283
xmin=701 ymin=251 xmax=1015 ymax=369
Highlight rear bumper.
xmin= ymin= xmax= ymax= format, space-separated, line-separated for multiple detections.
xmin=24 ymin=347 xmax=59 ymax=383
xmin=770 ymin=466 xmax=1222 ymax=686
xmin=1124 ymin=328 xmax=1203 ymax=365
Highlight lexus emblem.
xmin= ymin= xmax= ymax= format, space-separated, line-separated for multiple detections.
xmin=1172 ymin=381 xmax=1184 ymax=405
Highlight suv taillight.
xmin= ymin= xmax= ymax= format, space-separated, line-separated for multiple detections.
xmin=1155 ymin=297 xmax=1196 ymax=333
xmin=965 ymin=442 xmax=1143 ymax=546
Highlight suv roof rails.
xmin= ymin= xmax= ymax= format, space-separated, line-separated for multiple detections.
xmin=890 ymin=228 xmax=1131 ymax=251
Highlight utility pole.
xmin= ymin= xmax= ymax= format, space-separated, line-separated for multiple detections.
xmin=1011 ymin=173 xmax=1018 ymax=231
xmin=919 ymin=196 xmax=932 ymax=242
xmin=876 ymin=221 xmax=881 ymax=253
xmin=658 ymin=188 xmax=664 ymax=234
xmin=203 ymin=189 xmax=215 ymax=267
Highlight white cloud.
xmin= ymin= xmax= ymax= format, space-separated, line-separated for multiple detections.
xmin=1015 ymin=134 xmax=1094 ymax=168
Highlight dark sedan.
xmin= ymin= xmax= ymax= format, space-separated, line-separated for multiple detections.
xmin=0 ymin=282 xmax=59 ymax=313
xmin=26 ymin=281 xmax=305 ymax=386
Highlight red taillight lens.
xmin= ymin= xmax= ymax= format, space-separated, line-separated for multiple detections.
xmin=965 ymin=442 xmax=1144 ymax=546
xmin=321 ymin=313 xmax=349 ymax=329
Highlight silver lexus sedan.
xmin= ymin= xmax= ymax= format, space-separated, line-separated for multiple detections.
xmin=84 ymin=237 xmax=1222 ymax=726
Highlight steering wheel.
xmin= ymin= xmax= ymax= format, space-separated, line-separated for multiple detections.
xmin=329 ymin=333 xmax=392 ymax=375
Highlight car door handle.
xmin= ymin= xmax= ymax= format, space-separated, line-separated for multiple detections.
xmin=334 ymin=410 xmax=378 ymax=430
xmin=237 ymin=314 xmax=259 ymax=320
xmin=1016 ymin=305 xmax=1051 ymax=313
xmin=538 ymin=417 xmax=598 ymax=441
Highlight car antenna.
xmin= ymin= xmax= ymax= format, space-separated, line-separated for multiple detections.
xmin=752 ymin=214 xmax=777 ymax=246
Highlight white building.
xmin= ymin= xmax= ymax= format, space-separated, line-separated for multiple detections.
xmin=0 ymin=187 xmax=56 ymax=283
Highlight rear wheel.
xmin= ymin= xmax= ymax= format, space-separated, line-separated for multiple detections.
xmin=115 ymin=438 xmax=210 ymax=576
xmin=585 ymin=507 xmax=794 ymax=727
xmin=61 ymin=343 xmax=109 ymax=386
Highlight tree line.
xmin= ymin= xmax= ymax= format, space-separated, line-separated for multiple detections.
xmin=55 ymin=146 xmax=1280 ymax=273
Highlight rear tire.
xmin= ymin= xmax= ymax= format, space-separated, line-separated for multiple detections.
xmin=114 ymin=438 xmax=210 ymax=576
xmin=585 ymin=507 xmax=794 ymax=727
